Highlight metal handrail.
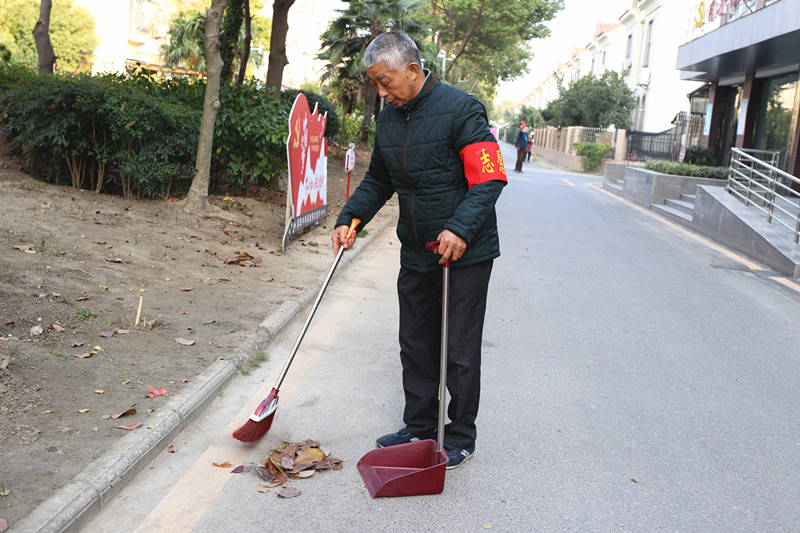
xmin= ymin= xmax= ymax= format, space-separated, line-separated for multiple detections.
xmin=727 ymin=147 xmax=800 ymax=243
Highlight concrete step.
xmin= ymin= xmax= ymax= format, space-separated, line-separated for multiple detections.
xmin=605 ymin=182 xmax=623 ymax=193
xmin=680 ymin=193 xmax=696 ymax=203
xmin=652 ymin=203 xmax=693 ymax=225
xmin=664 ymin=198 xmax=696 ymax=216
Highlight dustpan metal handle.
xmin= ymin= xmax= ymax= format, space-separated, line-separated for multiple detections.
xmin=437 ymin=262 xmax=449 ymax=453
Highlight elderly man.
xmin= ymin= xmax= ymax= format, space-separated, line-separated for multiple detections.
xmin=332 ymin=32 xmax=506 ymax=469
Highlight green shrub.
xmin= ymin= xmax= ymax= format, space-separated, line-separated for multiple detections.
xmin=0 ymin=71 xmax=200 ymax=197
xmin=0 ymin=67 xmax=297 ymax=198
xmin=574 ymin=141 xmax=613 ymax=171
xmin=683 ymin=144 xmax=714 ymax=166
xmin=281 ymin=88 xmax=340 ymax=139
xmin=644 ymin=160 xmax=729 ymax=179
xmin=213 ymin=82 xmax=289 ymax=192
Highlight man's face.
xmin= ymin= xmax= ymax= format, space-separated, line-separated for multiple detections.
xmin=366 ymin=60 xmax=422 ymax=108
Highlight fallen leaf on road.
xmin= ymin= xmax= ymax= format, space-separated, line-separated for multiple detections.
xmin=92 ymin=240 xmax=107 ymax=245
xmin=94 ymin=390 xmax=104 ymax=394
xmin=212 ymin=461 xmax=232 ymax=468
xmin=76 ymin=295 xmax=89 ymax=301
xmin=180 ymin=287 xmax=193 ymax=292
xmin=52 ymin=324 xmax=65 ymax=332
xmin=105 ymin=257 xmax=123 ymax=263
xmin=256 ymin=485 xmax=270 ymax=493
xmin=231 ymin=465 xmax=245 ymax=473
xmin=201 ymin=319 xmax=216 ymax=325
xmin=120 ymin=380 xmax=129 ymax=385
xmin=174 ymin=338 xmax=195 ymax=346
xmin=115 ymin=422 xmax=142 ymax=430
xmin=111 ymin=408 xmax=136 ymax=419
xmin=168 ymin=445 xmax=177 ymax=453
xmin=277 ymin=486 xmax=301 ymax=498
xmin=43 ymin=409 xmax=54 ymax=414
xmin=30 ymin=325 xmax=43 ymax=336
xmin=116 ymin=329 xmax=130 ymax=334
xmin=181 ymin=379 xmax=189 ymax=383
xmin=291 ymin=470 xmax=314 ymax=479
xmin=0 ymin=517 xmax=8 ymax=531
xmin=13 ymin=244 xmax=34 ymax=253
xmin=71 ymin=342 xmax=85 ymax=347
xmin=99 ymin=331 xmax=116 ymax=338
xmin=72 ymin=352 xmax=93 ymax=359
xmin=482 ymin=525 xmax=494 ymax=530
xmin=146 ymin=386 xmax=167 ymax=398
xmin=77 ymin=409 xmax=89 ymax=414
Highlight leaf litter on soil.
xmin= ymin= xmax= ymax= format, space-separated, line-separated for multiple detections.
xmin=236 ymin=439 xmax=344 ymax=499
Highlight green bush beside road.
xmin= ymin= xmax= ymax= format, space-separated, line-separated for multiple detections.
xmin=644 ymin=160 xmax=729 ymax=180
xmin=574 ymin=141 xmax=613 ymax=172
xmin=0 ymin=65 xmax=344 ymax=199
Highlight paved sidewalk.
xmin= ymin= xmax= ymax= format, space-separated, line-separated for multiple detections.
xmin=14 ymin=206 xmax=399 ymax=533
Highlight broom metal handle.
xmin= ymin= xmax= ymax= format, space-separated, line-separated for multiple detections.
xmin=276 ymin=218 xmax=360 ymax=389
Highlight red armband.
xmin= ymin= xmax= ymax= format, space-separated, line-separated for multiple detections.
xmin=459 ymin=141 xmax=508 ymax=189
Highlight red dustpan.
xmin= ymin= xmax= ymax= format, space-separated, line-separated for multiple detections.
xmin=357 ymin=241 xmax=451 ymax=498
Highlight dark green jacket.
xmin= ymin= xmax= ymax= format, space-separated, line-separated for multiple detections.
xmin=336 ymin=72 xmax=506 ymax=272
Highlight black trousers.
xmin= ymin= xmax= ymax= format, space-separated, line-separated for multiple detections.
xmin=515 ymin=148 xmax=526 ymax=171
xmin=397 ymin=260 xmax=493 ymax=448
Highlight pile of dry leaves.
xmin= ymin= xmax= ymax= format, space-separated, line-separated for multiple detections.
xmin=225 ymin=439 xmax=344 ymax=498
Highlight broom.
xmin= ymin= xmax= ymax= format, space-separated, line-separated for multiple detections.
xmin=233 ymin=218 xmax=361 ymax=443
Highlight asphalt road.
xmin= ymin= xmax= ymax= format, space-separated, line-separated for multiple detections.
xmin=83 ymin=144 xmax=800 ymax=532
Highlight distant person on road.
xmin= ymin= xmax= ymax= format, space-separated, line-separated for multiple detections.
xmin=526 ymin=130 xmax=533 ymax=162
xmin=514 ymin=122 xmax=528 ymax=172
xmin=331 ymin=32 xmax=507 ymax=470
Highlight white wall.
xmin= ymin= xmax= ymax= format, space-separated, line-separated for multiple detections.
xmin=634 ymin=0 xmax=703 ymax=131
xmin=74 ymin=0 xmax=130 ymax=74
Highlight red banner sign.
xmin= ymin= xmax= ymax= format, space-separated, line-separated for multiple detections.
xmin=282 ymin=93 xmax=328 ymax=249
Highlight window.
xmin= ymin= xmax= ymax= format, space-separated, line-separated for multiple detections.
xmin=641 ymin=19 xmax=654 ymax=68
xmin=625 ymin=34 xmax=632 ymax=61
xmin=602 ymin=50 xmax=607 ymax=67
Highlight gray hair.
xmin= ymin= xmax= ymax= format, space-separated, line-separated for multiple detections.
xmin=364 ymin=32 xmax=421 ymax=71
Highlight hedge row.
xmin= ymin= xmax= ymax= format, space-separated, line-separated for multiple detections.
xmin=644 ymin=160 xmax=729 ymax=180
xmin=0 ymin=64 xmax=339 ymax=199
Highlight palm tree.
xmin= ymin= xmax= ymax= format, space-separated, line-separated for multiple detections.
xmin=163 ymin=10 xmax=206 ymax=72
xmin=318 ymin=0 xmax=429 ymax=144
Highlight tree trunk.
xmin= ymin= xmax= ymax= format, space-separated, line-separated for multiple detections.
xmin=33 ymin=0 xmax=55 ymax=74
xmin=220 ymin=0 xmax=244 ymax=84
xmin=235 ymin=0 xmax=251 ymax=86
xmin=183 ymin=0 xmax=227 ymax=215
xmin=360 ymin=83 xmax=377 ymax=145
xmin=265 ymin=0 xmax=295 ymax=95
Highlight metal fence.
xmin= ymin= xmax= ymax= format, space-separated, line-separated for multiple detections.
xmin=626 ymin=112 xmax=705 ymax=162
xmin=727 ymin=147 xmax=800 ymax=243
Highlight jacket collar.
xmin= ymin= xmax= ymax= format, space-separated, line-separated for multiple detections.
xmin=401 ymin=69 xmax=435 ymax=113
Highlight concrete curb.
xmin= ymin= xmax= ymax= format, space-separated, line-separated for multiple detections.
xmin=15 ymin=208 xmax=399 ymax=533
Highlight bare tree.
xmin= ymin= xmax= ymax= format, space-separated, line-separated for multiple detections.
xmin=183 ymin=0 xmax=228 ymax=215
xmin=33 ymin=0 xmax=55 ymax=74
xmin=265 ymin=0 xmax=295 ymax=94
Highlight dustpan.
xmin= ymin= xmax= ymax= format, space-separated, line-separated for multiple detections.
xmin=358 ymin=241 xmax=451 ymax=498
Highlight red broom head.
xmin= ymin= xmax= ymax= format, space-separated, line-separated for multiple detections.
xmin=232 ymin=411 xmax=275 ymax=443
xmin=232 ymin=388 xmax=279 ymax=443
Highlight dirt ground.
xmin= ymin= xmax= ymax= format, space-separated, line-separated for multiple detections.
xmin=0 ymin=147 xmax=392 ymax=526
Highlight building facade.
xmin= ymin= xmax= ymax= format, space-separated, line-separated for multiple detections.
xmin=677 ymin=0 xmax=800 ymax=176
xmin=526 ymin=0 xmax=703 ymax=132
